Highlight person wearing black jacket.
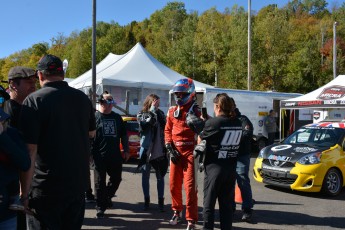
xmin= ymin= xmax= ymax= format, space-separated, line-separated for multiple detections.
xmin=137 ymin=94 xmax=167 ymax=211
xmin=231 ymin=99 xmax=254 ymax=222
xmin=199 ymin=93 xmax=242 ymax=230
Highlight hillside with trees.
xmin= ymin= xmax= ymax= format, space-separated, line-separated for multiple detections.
xmin=1 ymin=0 xmax=344 ymax=94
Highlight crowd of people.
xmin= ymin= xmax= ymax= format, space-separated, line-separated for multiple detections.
xmin=0 ymin=54 xmax=270 ymax=230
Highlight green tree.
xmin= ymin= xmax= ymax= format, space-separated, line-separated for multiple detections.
xmin=253 ymin=6 xmax=290 ymax=91
xmin=220 ymin=5 xmax=248 ymax=89
xmin=195 ymin=8 xmax=228 ymax=86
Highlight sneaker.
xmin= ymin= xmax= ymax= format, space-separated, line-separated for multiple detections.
xmin=85 ymin=194 xmax=96 ymax=203
xmin=169 ymin=210 xmax=182 ymax=225
xmin=8 ymin=197 xmax=24 ymax=211
xmin=186 ymin=221 xmax=196 ymax=230
xmin=242 ymin=208 xmax=253 ymax=222
xmin=96 ymin=210 xmax=105 ymax=219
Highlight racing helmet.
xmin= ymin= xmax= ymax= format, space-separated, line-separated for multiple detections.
xmin=172 ymin=78 xmax=196 ymax=106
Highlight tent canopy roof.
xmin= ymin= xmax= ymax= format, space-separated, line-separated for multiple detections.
xmin=68 ymin=43 xmax=213 ymax=90
xmin=281 ymin=75 xmax=345 ymax=109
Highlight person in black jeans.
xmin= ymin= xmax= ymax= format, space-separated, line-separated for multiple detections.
xmin=19 ymin=55 xmax=96 ymax=229
xmin=198 ymin=93 xmax=242 ymax=230
xmin=91 ymin=91 xmax=130 ymax=218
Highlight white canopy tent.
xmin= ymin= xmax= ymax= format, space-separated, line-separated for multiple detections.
xmin=279 ymin=75 xmax=345 ymax=138
xmin=281 ymin=75 xmax=345 ymax=110
xmin=68 ymin=53 xmax=124 ymax=90
xmin=68 ymin=43 xmax=213 ymax=114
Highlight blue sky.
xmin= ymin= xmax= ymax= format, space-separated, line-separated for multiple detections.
xmin=0 ymin=0 xmax=340 ymax=58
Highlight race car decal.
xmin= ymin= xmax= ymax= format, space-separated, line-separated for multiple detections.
xmin=307 ymin=123 xmax=345 ymax=128
xmin=294 ymin=147 xmax=318 ymax=153
xmin=268 ymin=154 xmax=292 ymax=167
xmin=271 ymin=145 xmax=292 ymax=152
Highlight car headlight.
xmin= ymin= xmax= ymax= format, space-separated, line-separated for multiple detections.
xmin=297 ymin=152 xmax=321 ymax=165
xmin=257 ymin=147 xmax=266 ymax=159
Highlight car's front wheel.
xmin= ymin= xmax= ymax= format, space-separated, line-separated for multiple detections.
xmin=321 ymin=168 xmax=342 ymax=196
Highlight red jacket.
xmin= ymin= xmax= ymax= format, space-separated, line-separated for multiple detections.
xmin=164 ymin=102 xmax=201 ymax=144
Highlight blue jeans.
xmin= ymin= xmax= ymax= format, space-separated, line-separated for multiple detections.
xmin=234 ymin=154 xmax=253 ymax=210
xmin=142 ymin=163 xmax=165 ymax=199
xmin=0 ymin=217 xmax=17 ymax=230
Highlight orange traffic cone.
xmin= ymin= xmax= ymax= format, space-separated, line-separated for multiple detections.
xmin=234 ymin=184 xmax=242 ymax=204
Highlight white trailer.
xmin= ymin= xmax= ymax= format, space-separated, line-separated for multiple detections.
xmin=170 ymin=87 xmax=303 ymax=150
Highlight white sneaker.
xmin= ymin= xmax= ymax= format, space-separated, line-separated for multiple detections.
xmin=169 ymin=211 xmax=182 ymax=225
xmin=186 ymin=221 xmax=196 ymax=230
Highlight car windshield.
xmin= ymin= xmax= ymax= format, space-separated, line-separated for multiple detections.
xmin=283 ymin=126 xmax=344 ymax=147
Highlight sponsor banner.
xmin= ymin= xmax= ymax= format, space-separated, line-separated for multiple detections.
xmin=313 ymin=112 xmax=320 ymax=120
xmin=317 ymin=86 xmax=345 ymax=100
xmin=258 ymin=111 xmax=268 ymax=116
xmin=281 ymin=100 xmax=345 ymax=108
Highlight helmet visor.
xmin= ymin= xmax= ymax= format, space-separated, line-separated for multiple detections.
xmin=173 ymin=85 xmax=189 ymax=93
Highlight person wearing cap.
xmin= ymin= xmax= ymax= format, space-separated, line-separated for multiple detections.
xmin=4 ymin=66 xmax=37 ymax=128
xmin=4 ymin=66 xmax=36 ymax=230
xmin=0 ymin=92 xmax=31 ymax=229
xmin=18 ymin=54 xmax=96 ymax=229
xmin=91 ymin=91 xmax=130 ymax=218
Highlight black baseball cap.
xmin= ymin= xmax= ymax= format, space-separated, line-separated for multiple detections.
xmin=37 ymin=54 xmax=64 ymax=75
xmin=8 ymin=66 xmax=37 ymax=81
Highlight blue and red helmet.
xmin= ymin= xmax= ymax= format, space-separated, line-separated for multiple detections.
xmin=172 ymin=78 xmax=196 ymax=106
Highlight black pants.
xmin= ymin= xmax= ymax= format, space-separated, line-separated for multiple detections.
xmin=85 ymin=168 xmax=94 ymax=197
xmin=267 ymin=132 xmax=275 ymax=146
xmin=94 ymin=155 xmax=123 ymax=211
xmin=203 ymin=164 xmax=236 ymax=230
xmin=27 ymin=193 xmax=85 ymax=230
xmin=17 ymin=212 xmax=27 ymax=230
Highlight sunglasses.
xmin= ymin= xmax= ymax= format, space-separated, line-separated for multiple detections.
xmin=104 ymin=99 xmax=115 ymax=105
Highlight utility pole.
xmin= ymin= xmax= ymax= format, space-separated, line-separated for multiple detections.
xmin=91 ymin=0 xmax=97 ymax=107
xmin=247 ymin=0 xmax=251 ymax=90
xmin=321 ymin=27 xmax=324 ymax=66
xmin=333 ymin=21 xmax=337 ymax=79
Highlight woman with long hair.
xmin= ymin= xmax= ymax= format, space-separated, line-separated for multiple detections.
xmin=137 ymin=94 xmax=167 ymax=211
xmin=198 ymin=93 xmax=242 ymax=230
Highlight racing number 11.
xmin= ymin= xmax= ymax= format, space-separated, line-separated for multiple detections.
xmin=220 ymin=130 xmax=242 ymax=146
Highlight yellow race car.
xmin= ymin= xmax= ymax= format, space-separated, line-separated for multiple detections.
xmin=253 ymin=122 xmax=345 ymax=196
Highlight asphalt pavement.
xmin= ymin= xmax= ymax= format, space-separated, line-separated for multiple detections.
xmin=82 ymin=157 xmax=345 ymax=230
